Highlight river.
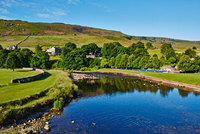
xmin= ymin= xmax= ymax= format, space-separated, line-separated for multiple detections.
xmin=46 ymin=73 xmax=200 ymax=134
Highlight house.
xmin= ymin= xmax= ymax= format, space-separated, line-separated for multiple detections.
xmin=86 ymin=52 xmax=96 ymax=59
xmin=6 ymin=45 xmax=18 ymax=50
xmin=46 ymin=46 xmax=62 ymax=55
xmin=161 ymin=65 xmax=180 ymax=73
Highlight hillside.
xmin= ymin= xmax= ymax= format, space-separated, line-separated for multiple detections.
xmin=0 ymin=19 xmax=200 ymax=49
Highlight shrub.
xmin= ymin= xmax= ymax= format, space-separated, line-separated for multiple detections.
xmin=53 ymin=100 xmax=64 ymax=109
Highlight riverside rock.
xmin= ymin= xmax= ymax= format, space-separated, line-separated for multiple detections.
xmin=44 ymin=125 xmax=50 ymax=131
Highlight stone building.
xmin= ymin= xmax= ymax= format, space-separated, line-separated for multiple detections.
xmin=46 ymin=46 xmax=62 ymax=55
xmin=6 ymin=45 xmax=18 ymax=50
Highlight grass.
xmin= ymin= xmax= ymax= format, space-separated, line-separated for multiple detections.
xmin=0 ymin=69 xmax=41 ymax=85
xmin=0 ymin=70 xmax=72 ymax=104
xmin=97 ymin=68 xmax=200 ymax=86
xmin=0 ymin=70 xmax=75 ymax=125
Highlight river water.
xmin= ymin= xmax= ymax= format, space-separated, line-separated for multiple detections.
xmin=47 ymin=73 xmax=200 ymax=134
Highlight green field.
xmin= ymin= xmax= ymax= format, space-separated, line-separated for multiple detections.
xmin=0 ymin=70 xmax=72 ymax=104
xmin=0 ymin=69 xmax=40 ymax=85
xmin=97 ymin=69 xmax=200 ymax=86
xmin=1 ymin=35 xmax=200 ymax=52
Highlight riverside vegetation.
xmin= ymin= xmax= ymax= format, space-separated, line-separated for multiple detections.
xmin=0 ymin=70 xmax=77 ymax=125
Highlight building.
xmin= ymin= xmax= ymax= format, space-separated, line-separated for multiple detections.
xmin=6 ymin=45 xmax=18 ymax=50
xmin=46 ymin=46 xmax=62 ymax=55
xmin=86 ymin=52 xmax=96 ymax=59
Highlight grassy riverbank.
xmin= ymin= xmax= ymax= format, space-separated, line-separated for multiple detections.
xmin=0 ymin=70 xmax=76 ymax=125
xmin=0 ymin=69 xmax=41 ymax=85
xmin=96 ymin=69 xmax=200 ymax=86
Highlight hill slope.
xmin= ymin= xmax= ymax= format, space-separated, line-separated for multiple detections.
xmin=0 ymin=19 xmax=200 ymax=49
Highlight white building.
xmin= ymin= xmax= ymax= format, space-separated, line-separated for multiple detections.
xmin=46 ymin=46 xmax=62 ymax=55
xmin=6 ymin=45 xmax=18 ymax=50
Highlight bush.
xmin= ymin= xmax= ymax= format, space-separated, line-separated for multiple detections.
xmin=53 ymin=100 xmax=64 ymax=109
xmin=80 ymin=67 xmax=91 ymax=71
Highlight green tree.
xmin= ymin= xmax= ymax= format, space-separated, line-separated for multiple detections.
xmin=100 ymin=58 xmax=109 ymax=68
xmin=148 ymin=54 xmax=161 ymax=69
xmin=138 ymin=56 xmax=150 ymax=69
xmin=127 ymin=54 xmax=135 ymax=68
xmin=109 ymin=57 xmax=115 ymax=67
xmin=185 ymin=48 xmax=196 ymax=58
xmin=146 ymin=42 xmax=153 ymax=49
xmin=0 ymin=45 xmax=3 ymax=50
xmin=168 ymin=57 xmax=176 ymax=64
xmin=35 ymin=45 xmax=42 ymax=53
xmin=20 ymin=48 xmax=33 ymax=67
xmin=81 ymin=43 xmax=100 ymax=56
xmin=31 ymin=52 xmax=50 ymax=69
xmin=192 ymin=46 xmax=197 ymax=50
xmin=177 ymin=55 xmax=192 ymax=72
xmin=119 ymin=54 xmax=129 ymax=68
xmin=115 ymin=54 xmax=122 ymax=68
xmin=161 ymin=43 xmax=176 ymax=60
xmin=62 ymin=42 xmax=77 ymax=58
xmin=0 ymin=50 xmax=8 ymax=68
xmin=6 ymin=52 xmax=19 ymax=71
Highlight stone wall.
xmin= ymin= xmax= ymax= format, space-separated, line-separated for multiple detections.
xmin=11 ymin=69 xmax=45 ymax=83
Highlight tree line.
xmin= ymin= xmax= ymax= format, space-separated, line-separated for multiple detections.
xmin=0 ymin=41 xmax=199 ymax=72
xmin=0 ymin=45 xmax=50 ymax=71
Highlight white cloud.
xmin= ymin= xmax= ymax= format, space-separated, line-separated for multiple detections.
xmin=91 ymin=2 xmax=113 ymax=13
xmin=0 ymin=0 xmax=16 ymax=7
xmin=0 ymin=15 xmax=13 ymax=20
xmin=0 ymin=8 xmax=9 ymax=14
xmin=36 ymin=13 xmax=50 ymax=18
xmin=67 ymin=0 xmax=80 ymax=5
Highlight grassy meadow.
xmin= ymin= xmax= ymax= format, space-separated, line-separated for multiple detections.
xmin=0 ymin=69 xmax=40 ymax=85
xmin=97 ymin=69 xmax=200 ymax=86
xmin=0 ymin=70 xmax=73 ymax=104
xmin=1 ymin=35 xmax=200 ymax=54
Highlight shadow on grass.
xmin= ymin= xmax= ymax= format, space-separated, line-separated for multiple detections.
xmin=29 ymin=72 xmax=52 ymax=82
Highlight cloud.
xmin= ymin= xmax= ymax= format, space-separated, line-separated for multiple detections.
xmin=0 ymin=0 xmax=16 ymax=7
xmin=67 ymin=0 xmax=80 ymax=5
xmin=52 ymin=9 xmax=66 ymax=16
xmin=36 ymin=13 xmax=50 ymax=18
xmin=0 ymin=15 xmax=13 ymax=20
xmin=0 ymin=8 xmax=9 ymax=14
xmin=91 ymin=2 xmax=113 ymax=13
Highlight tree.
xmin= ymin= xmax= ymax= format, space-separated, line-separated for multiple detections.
xmin=62 ymin=49 xmax=87 ymax=70
xmin=168 ymin=57 xmax=176 ymax=64
xmin=101 ymin=42 xmax=122 ymax=58
xmin=0 ymin=50 xmax=8 ymax=68
xmin=193 ymin=46 xmax=197 ymax=50
xmin=127 ymin=54 xmax=135 ymax=68
xmin=81 ymin=43 xmax=101 ymax=56
xmin=31 ymin=52 xmax=50 ymax=69
xmin=119 ymin=54 xmax=129 ymax=68
xmin=185 ymin=48 xmax=196 ymax=58
xmin=109 ymin=57 xmax=115 ymax=67
xmin=6 ymin=52 xmax=19 ymax=71
xmin=161 ymin=43 xmax=176 ymax=60
xmin=177 ymin=55 xmax=192 ymax=72
xmin=138 ymin=56 xmax=150 ymax=69
xmin=0 ymin=45 xmax=3 ymax=50
xmin=20 ymin=48 xmax=33 ymax=67
xmin=62 ymin=42 xmax=77 ymax=58
xmin=115 ymin=54 xmax=122 ymax=68
xmin=192 ymin=56 xmax=200 ymax=72
xmin=146 ymin=42 xmax=153 ymax=49
xmin=35 ymin=45 xmax=42 ymax=53
xmin=148 ymin=54 xmax=161 ymax=69
xmin=100 ymin=58 xmax=109 ymax=68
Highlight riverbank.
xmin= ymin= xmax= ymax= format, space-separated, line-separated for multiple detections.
xmin=75 ymin=69 xmax=200 ymax=93
xmin=0 ymin=70 xmax=77 ymax=133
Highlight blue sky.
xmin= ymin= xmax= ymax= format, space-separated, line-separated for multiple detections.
xmin=0 ymin=0 xmax=200 ymax=41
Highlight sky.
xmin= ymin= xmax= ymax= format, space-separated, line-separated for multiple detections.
xmin=0 ymin=0 xmax=200 ymax=41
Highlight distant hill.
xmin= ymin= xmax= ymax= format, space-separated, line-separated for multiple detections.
xmin=0 ymin=19 xmax=200 ymax=49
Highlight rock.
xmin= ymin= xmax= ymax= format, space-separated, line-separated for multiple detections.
xmin=44 ymin=125 xmax=50 ymax=131
xmin=92 ymin=123 xmax=96 ymax=125
xmin=45 ymin=122 xmax=49 ymax=125
xmin=181 ymin=112 xmax=184 ymax=114
xmin=71 ymin=121 xmax=75 ymax=124
xmin=173 ymin=127 xmax=177 ymax=130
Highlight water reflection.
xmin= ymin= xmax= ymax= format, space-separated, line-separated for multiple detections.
xmin=74 ymin=73 xmax=194 ymax=98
